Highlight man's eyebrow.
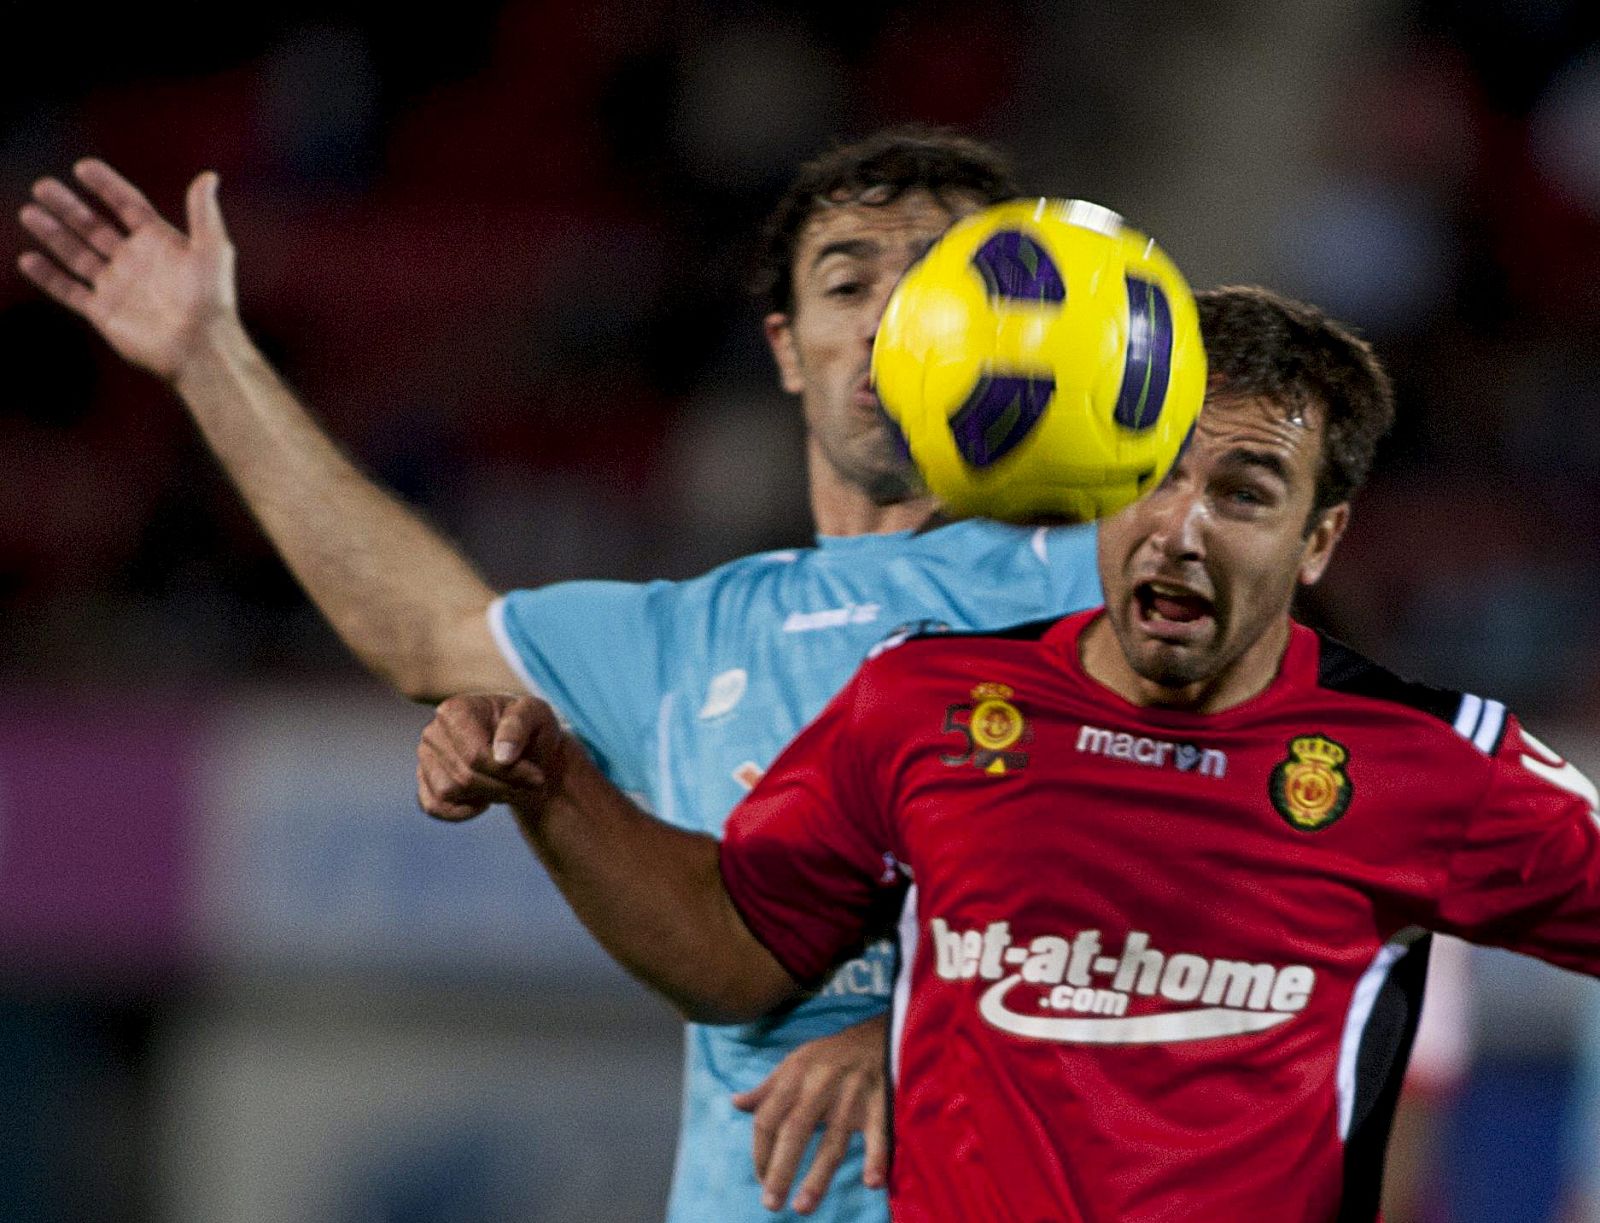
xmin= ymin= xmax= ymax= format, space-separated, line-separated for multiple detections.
xmin=809 ymin=238 xmax=880 ymax=269
xmin=1218 ymin=447 xmax=1291 ymax=480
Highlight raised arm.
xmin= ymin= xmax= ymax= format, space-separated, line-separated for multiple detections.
xmin=417 ymin=693 xmax=803 ymax=1022
xmin=17 ymin=160 xmax=515 ymax=701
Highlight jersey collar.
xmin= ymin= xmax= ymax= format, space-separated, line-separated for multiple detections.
xmin=1048 ymin=609 xmax=1318 ymax=727
xmin=813 ymin=518 xmax=1012 ymax=550
xmin=814 ymin=528 xmax=918 ymax=550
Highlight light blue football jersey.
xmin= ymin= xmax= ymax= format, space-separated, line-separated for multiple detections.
xmin=488 ymin=517 xmax=1101 ymax=1223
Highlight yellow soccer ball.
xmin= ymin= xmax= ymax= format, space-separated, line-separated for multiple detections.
xmin=872 ymin=198 xmax=1205 ymax=523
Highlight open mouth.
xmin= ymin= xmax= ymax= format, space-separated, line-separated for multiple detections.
xmin=1133 ymin=581 xmax=1215 ymax=638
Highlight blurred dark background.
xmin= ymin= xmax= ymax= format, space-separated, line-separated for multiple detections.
xmin=2 ymin=1 xmax=1600 ymax=1219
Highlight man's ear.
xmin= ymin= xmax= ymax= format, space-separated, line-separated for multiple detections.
xmin=764 ymin=311 xmax=804 ymax=395
xmin=1298 ymin=502 xmax=1350 ymax=586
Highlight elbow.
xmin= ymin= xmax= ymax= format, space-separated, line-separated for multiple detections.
xmin=381 ymin=660 xmax=449 ymax=705
xmin=674 ymin=996 xmax=779 ymax=1026
xmin=398 ymin=674 xmax=450 ymax=705
xmin=390 ymin=631 xmax=481 ymax=703
xmin=388 ymin=641 xmax=499 ymax=705
xmin=372 ymin=602 xmax=506 ymax=705
xmin=349 ymin=638 xmax=447 ymax=703
xmin=667 ymin=962 xmax=803 ymax=1026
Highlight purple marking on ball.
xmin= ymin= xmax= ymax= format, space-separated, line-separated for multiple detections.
xmin=950 ymin=375 xmax=1055 ymax=468
xmin=1175 ymin=419 xmax=1196 ymax=458
xmin=971 ymin=231 xmax=1066 ymax=303
xmin=1113 ymin=275 xmax=1174 ymax=431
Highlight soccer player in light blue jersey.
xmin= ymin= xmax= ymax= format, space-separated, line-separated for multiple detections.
xmin=19 ymin=129 xmax=1101 ymax=1219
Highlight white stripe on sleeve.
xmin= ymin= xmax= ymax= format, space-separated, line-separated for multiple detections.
xmin=486 ymin=596 xmax=550 ymax=701
xmin=1473 ymin=699 xmax=1506 ymax=754
xmin=1335 ymin=934 xmax=1414 ymax=1140
xmin=1452 ymin=693 xmax=1484 ymax=742
xmin=890 ymin=883 xmax=919 ymax=1089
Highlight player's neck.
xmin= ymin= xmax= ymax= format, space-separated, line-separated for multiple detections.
xmin=806 ymin=447 xmax=942 ymax=538
xmin=1078 ymin=615 xmax=1293 ymax=715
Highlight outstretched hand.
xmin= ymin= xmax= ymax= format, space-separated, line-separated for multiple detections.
xmin=417 ymin=693 xmax=572 ymax=822
xmin=17 ymin=159 xmax=237 ymax=381
xmin=733 ymin=1012 xmax=890 ymax=1215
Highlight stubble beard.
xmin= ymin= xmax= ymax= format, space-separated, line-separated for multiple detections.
xmin=861 ymin=463 xmax=923 ymax=506
xmin=1129 ymin=643 xmax=1214 ymax=691
xmin=1113 ymin=608 xmax=1228 ymax=696
xmin=826 ymin=422 xmax=925 ymax=506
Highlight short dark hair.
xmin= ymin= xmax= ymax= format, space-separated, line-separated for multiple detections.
xmin=1196 ymin=286 xmax=1395 ymax=517
xmin=755 ymin=126 xmax=1019 ymax=316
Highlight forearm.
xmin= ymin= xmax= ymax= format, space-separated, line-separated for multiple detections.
xmin=173 ymin=322 xmax=506 ymax=699
xmin=512 ymin=748 xmax=802 ymax=1023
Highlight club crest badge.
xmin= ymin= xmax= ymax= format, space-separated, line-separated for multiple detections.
xmin=941 ymin=682 xmax=1031 ymax=776
xmin=1269 ymin=734 xmax=1352 ymax=830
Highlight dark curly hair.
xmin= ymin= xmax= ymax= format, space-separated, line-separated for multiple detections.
xmin=1197 ymin=286 xmax=1395 ymax=518
xmin=755 ymin=126 xmax=1019 ymax=316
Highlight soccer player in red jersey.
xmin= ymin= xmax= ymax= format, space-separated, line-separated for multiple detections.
xmin=416 ymin=285 xmax=1600 ymax=1222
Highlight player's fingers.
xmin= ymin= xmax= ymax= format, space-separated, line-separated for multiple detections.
xmin=730 ymin=1078 xmax=768 ymax=1112
xmin=491 ymin=697 xmax=543 ymax=765
xmin=422 ymin=717 xmax=502 ymax=793
xmin=18 ymin=202 xmax=106 ymax=283
xmin=417 ymin=761 xmax=487 ymax=822
xmin=31 ymin=177 xmax=124 ymax=256
xmin=861 ymin=1083 xmax=889 ymax=1189
xmin=417 ymin=738 xmax=457 ymax=799
xmin=186 ymin=171 xmax=229 ymax=246
xmin=508 ymin=755 xmax=547 ymax=783
xmin=525 ymin=701 xmax=570 ymax=774
xmin=756 ymin=1081 xmax=835 ymax=1210
xmin=790 ymin=1082 xmax=867 ymax=1214
xmin=16 ymin=251 xmax=92 ymax=315
xmin=758 ymin=1121 xmax=816 ymax=1212
xmin=747 ymin=1073 xmax=800 ymax=1178
xmin=493 ymin=697 xmax=564 ymax=771
xmin=73 ymin=158 xmax=162 ymax=231
xmin=426 ymin=794 xmax=486 ymax=821
xmin=421 ymin=758 xmax=492 ymax=820
xmin=419 ymin=714 xmax=465 ymax=770
xmin=432 ymin=694 xmax=503 ymax=767
xmin=421 ymin=718 xmax=545 ymax=809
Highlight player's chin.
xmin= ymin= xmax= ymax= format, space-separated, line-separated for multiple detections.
xmin=856 ymin=447 xmax=926 ymax=505
xmin=1123 ymin=612 xmax=1222 ymax=680
xmin=1128 ymin=640 xmax=1216 ymax=691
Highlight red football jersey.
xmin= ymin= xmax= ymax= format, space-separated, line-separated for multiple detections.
xmin=719 ymin=610 xmax=1600 ymax=1222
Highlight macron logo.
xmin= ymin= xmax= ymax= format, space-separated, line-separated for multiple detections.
xmin=782 ymin=603 xmax=880 ymax=633
xmin=1076 ymin=724 xmax=1227 ymax=778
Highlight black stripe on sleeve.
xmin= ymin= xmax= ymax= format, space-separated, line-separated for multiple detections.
xmin=1337 ymin=934 xmax=1433 ymax=1223
xmin=1316 ymin=636 xmax=1463 ymax=726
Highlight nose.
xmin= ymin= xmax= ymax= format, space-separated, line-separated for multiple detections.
xmin=862 ymin=282 xmax=898 ymax=346
xmin=1145 ymin=484 xmax=1206 ymax=562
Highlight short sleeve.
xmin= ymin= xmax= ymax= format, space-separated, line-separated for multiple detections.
xmin=1435 ymin=716 xmax=1600 ymax=977
xmin=489 ymin=581 xmax=675 ymax=793
xmin=719 ymin=672 xmax=903 ymax=988
xmin=1039 ymin=523 xmax=1102 ymax=613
